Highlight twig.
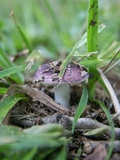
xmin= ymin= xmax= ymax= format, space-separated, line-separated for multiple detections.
xmin=104 ymin=59 xmax=120 ymax=74
xmin=42 ymin=113 xmax=120 ymax=139
xmin=103 ymin=50 xmax=120 ymax=73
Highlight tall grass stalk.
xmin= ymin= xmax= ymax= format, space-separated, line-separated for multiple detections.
xmin=87 ymin=0 xmax=98 ymax=100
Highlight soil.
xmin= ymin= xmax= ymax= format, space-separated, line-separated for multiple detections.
xmin=4 ymin=71 xmax=120 ymax=160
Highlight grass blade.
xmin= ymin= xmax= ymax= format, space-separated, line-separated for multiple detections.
xmin=84 ymin=126 xmax=109 ymax=137
xmin=98 ymin=41 xmax=120 ymax=60
xmin=11 ymin=10 xmax=32 ymax=53
xmin=0 ymin=45 xmax=25 ymax=84
xmin=98 ymin=68 xmax=120 ymax=117
xmin=0 ymin=65 xmax=26 ymax=79
xmin=0 ymin=44 xmax=13 ymax=67
xmin=0 ymin=94 xmax=26 ymax=123
xmin=53 ymin=145 xmax=66 ymax=160
xmin=59 ymin=23 xmax=104 ymax=79
xmin=72 ymin=85 xmax=88 ymax=133
xmin=0 ymin=124 xmax=66 ymax=159
xmin=94 ymin=100 xmax=115 ymax=160
xmin=0 ymin=88 xmax=7 ymax=95
xmin=22 ymin=148 xmax=37 ymax=160
xmin=44 ymin=0 xmax=61 ymax=33
xmin=103 ymin=50 xmax=120 ymax=73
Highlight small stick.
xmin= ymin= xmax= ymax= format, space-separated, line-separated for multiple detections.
xmin=104 ymin=59 xmax=120 ymax=74
xmin=42 ymin=113 xmax=120 ymax=139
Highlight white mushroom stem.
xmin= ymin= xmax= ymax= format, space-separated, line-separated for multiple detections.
xmin=54 ymin=84 xmax=70 ymax=108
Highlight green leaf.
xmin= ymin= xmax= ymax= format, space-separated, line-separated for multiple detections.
xmin=84 ymin=126 xmax=109 ymax=137
xmin=80 ymin=58 xmax=102 ymax=68
xmin=0 ymin=125 xmax=22 ymax=145
xmin=0 ymin=94 xmax=26 ymax=123
xmin=21 ymin=148 xmax=37 ymax=160
xmin=53 ymin=145 xmax=66 ymax=160
xmin=72 ymin=85 xmax=88 ymax=133
xmin=0 ymin=124 xmax=65 ymax=151
xmin=0 ymin=87 xmax=7 ymax=94
xmin=0 ymin=124 xmax=66 ymax=159
xmin=23 ymin=124 xmax=63 ymax=135
xmin=0 ymin=65 xmax=26 ymax=79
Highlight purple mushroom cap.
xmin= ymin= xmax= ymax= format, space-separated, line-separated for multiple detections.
xmin=34 ymin=61 xmax=89 ymax=85
xmin=61 ymin=63 xmax=89 ymax=84
xmin=34 ymin=63 xmax=54 ymax=83
xmin=33 ymin=61 xmax=89 ymax=108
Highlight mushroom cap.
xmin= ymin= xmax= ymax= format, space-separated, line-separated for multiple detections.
xmin=34 ymin=61 xmax=89 ymax=85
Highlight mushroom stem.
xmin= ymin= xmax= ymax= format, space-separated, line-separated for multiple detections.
xmin=54 ymin=84 xmax=70 ymax=108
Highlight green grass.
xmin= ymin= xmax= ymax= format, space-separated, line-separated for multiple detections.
xmin=0 ymin=0 xmax=119 ymax=56
xmin=0 ymin=0 xmax=120 ymax=159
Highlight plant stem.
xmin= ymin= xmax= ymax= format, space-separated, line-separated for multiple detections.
xmin=87 ymin=0 xmax=98 ymax=100
xmin=87 ymin=0 xmax=98 ymax=52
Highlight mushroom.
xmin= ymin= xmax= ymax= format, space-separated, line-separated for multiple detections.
xmin=33 ymin=61 xmax=89 ymax=108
